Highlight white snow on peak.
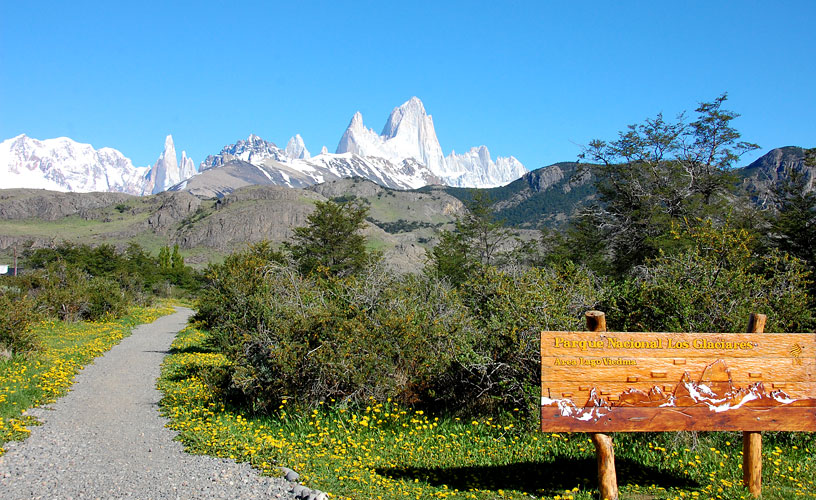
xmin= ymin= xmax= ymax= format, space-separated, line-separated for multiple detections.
xmin=335 ymin=97 xmax=526 ymax=188
xmin=143 ymin=135 xmax=195 ymax=195
xmin=2 ymin=97 xmax=528 ymax=195
xmin=446 ymin=146 xmax=528 ymax=188
xmin=199 ymin=133 xmax=441 ymax=190
xmin=0 ymin=134 xmax=149 ymax=194
xmin=285 ymin=134 xmax=311 ymax=160
xmin=337 ymin=97 xmax=448 ymax=177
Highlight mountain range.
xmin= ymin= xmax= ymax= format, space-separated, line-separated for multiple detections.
xmin=1 ymin=97 xmax=528 ymax=196
xmin=0 ymin=146 xmax=812 ymax=272
xmin=0 ymin=134 xmax=196 ymax=196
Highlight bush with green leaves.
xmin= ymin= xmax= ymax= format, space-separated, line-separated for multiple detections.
xmin=19 ymin=263 xmax=130 ymax=322
xmin=196 ymin=242 xmax=605 ymax=420
xmin=0 ymin=286 xmax=40 ymax=356
xmin=196 ymin=253 xmax=479 ymax=413
xmin=606 ymin=220 xmax=815 ymax=333
xmin=451 ymin=263 xmax=603 ymax=417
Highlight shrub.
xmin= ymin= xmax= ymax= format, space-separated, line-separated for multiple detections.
xmin=195 ymin=243 xmax=606 ymax=421
xmin=452 ymin=263 xmax=603 ymax=417
xmin=85 ymin=276 xmax=130 ymax=320
xmin=606 ymin=220 xmax=815 ymax=333
xmin=199 ymin=258 xmax=479 ymax=413
xmin=23 ymin=263 xmax=132 ymax=322
xmin=0 ymin=286 xmax=41 ymax=356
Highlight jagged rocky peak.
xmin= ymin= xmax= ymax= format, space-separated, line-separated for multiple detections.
xmin=180 ymin=151 xmax=196 ymax=179
xmin=148 ymin=135 xmax=181 ymax=194
xmin=336 ymin=97 xmax=448 ymax=178
xmin=334 ymin=97 xmax=527 ymax=188
xmin=350 ymin=111 xmax=365 ymax=129
xmin=336 ymin=111 xmax=382 ymax=158
xmin=446 ymin=145 xmax=527 ymax=188
xmin=381 ymin=96 xmax=427 ymax=138
xmin=199 ymin=134 xmax=287 ymax=171
xmin=285 ymin=134 xmax=311 ymax=160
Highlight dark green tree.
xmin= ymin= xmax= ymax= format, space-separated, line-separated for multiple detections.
xmin=430 ymin=192 xmax=515 ymax=285
xmin=171 ymin=244 xmax=184 ymax=270
xmin=285 ymin=200 xmax=373 ymax=277
xmin=571 ymin=93 xmax=759 ymax=275
xmin=158 ymin=245 xmax=171 ymax=270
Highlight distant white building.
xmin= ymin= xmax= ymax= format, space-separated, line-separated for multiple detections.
xmin=0 ymin=265 xmax=8 ymax=274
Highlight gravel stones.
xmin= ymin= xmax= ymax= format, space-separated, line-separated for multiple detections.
xmin=0 ymin=308 xmax=301 ymax=499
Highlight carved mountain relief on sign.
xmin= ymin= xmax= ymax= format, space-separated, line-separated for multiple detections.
xmin=541 ymin=332 xmax=816 ymax=432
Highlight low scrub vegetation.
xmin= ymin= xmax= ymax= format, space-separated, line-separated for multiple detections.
xmin=160 ymin=325 xmax=816 ymax=500
xmin=0 ymin=242 xmax=200 ymax=356
xmin=196 ymin=246 xmax=601 ymax=418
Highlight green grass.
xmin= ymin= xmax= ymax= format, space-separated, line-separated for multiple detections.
xmin=0 ymin=304 xmax=176 ymax=453
xmin=159 ymin=327 xmax=816 ymax=500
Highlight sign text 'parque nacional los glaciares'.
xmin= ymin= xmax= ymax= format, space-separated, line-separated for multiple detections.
xmin=541 ymin=332 xmax=816 ymax=432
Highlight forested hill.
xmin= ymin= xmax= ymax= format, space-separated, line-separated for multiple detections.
xmin=427 ymin=146 xmax=814 ymax=229
xmin=418 ymin=162 xmax=597 ymax=228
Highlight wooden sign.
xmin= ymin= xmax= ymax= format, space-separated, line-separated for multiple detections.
xmin=541 ymin=331 xmax=816 ymax=432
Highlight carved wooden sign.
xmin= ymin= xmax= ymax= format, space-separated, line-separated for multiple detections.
xmin=541 ymin=331 xmax=816 ymax=432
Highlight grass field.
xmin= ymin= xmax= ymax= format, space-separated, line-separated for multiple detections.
xmin=0 ymin=304 xmax=175 ymax=454
xmin=159 ymin=326 xmax=816 ymax=499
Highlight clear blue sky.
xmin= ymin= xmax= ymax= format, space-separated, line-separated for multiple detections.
xmin=2 ymin=1 xmax=814 ymax=171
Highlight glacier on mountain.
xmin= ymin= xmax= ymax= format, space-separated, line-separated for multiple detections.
xmin=1 ymin=134 xmax=196 ymax=195
xmin=0 ymin=134 xmax=149 ymax=193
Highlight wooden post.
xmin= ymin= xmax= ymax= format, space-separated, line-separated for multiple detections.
xmin=585 ymin=310 xmax=618 ymax=500
xmin=743 ymin=313 xmax=766 ymax=498
xmin=13 ymin=246 xmax=17 ymax=276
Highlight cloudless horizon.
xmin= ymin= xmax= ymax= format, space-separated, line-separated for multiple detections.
xmin=2 ymin=1 xmax=814 ymax=173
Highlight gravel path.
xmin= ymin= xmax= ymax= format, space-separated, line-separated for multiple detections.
xmin=0 ymin=308 xmax=300 ymax=499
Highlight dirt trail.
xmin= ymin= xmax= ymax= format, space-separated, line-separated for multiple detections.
xmin=0 ymin=308 xmax=296 ymax=499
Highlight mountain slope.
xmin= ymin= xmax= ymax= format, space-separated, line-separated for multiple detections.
xmin=0 ymin=180 xmax=465 ymax=271
xmin=420 ymin=162 xmax=597 ymax=228
xmin=738 ymin=146 xmax=814 ymax=205
xmin=187 ymin=135 xmax=440 ymax=196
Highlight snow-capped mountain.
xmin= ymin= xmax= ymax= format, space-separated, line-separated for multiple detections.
xmin=184 ymin=134 xmax=440 ymax=196
xmin=0 ymin=134 xmax=149 ymax=194
xmin=1 ymin=134 xmax=196 ymax=195
xmin=336 ymin=97 xmax=527 ymax=187
xmin=2 ymin=97 xmax=527 ymax=196
xmin=200 ymin=134 xmax=288 ymax=171
xmin=337 ymin=98 xmax=449 ymax=177
xmin=446 ymin=146 xmax=528 ymax=188
xmin=180 ymin=151 xmax=196 ymax=181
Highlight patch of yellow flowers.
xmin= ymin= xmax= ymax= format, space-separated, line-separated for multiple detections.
xmin=0 ymin=305 xmax=175 ymax=454
xmin=159 ymin=326 xmax=816 ymax=500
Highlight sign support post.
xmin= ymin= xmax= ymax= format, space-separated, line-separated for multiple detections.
xmin=585 ymin=310 xmax=617 ymax=500
xmin=743 ymin=313 xmax=766 ymax=498
xmin=541 ymin=311 xmax=815 ymax=499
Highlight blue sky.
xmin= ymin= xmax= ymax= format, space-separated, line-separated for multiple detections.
xmin=1 ymin=1 xmax=814 ymax=171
